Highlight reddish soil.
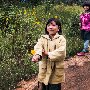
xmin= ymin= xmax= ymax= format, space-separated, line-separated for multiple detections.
xmin=15 ymin=53 xmax=90 ymax=90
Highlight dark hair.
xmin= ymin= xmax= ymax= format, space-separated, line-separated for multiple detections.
xmin=82 ymin=1 xmax=90 ymax=8
xmin=45 ymin=18 xmax=62 ymax=35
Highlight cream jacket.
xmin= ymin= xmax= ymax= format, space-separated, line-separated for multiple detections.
xmin=34 ymin=33 xmax=66 ymax=85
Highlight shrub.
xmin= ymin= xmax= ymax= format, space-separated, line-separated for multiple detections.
xmin=0 ymin=5 xmax=41 ymax=89
xmin=0 ymin=58 xmax=38 ymax=89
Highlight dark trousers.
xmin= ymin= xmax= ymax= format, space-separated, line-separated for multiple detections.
xmin=81 ymin=30 xmax=90 ymax=40
xmin=38 ymin=82 xmax=61 ymax=90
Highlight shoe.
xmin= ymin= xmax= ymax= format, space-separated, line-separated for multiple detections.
xmin=84 ymin=50 xmax=89 ymax=53
xmin=77 ymin=52 xmax=85 ymax=56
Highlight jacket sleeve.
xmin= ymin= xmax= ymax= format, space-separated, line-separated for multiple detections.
xmin=34 ymin=37 xmax=43 ymax=56
xmin=48 ymin=36 xmax=66 ymax=61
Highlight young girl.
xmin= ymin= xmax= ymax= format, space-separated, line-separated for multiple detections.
xmin=32 ymin=18 xmax=66 ymax=90
xmin=77 ymin=1 xmax=90 ymax=56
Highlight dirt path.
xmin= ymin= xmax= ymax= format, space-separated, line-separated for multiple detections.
xmin=15 ymin=53 xmax=90 ymax=90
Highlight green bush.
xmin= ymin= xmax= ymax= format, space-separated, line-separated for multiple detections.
xmin=63 ymin=12 xmax=83 ymax=56
xmin=0 ymin=5 xmax=41 ymax=89
xmin=0 ymin=3 xmax=84 ymax=89
xmin=0 ymin=58 xmax=38 ymax=90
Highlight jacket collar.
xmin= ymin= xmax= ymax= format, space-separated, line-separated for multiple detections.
xmin=41 ymin=33 xmax=61 ymax=40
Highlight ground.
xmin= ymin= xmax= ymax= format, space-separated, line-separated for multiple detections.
xmin=15 ymin=53 xmax=90 ymax=90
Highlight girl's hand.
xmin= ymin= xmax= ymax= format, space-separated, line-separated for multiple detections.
xmin=42 ymin=49 xmax=48 ymax=56
xmin=32 ymin=55 xmax=40 ymax=62
xmin=79 ymin=23 xmax=81 ymax=27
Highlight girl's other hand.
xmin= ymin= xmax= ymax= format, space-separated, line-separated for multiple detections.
xmin=32 ymin=55 xmax=40 ymax=62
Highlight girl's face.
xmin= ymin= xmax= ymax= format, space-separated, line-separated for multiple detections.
xmin=47 ymin=21 xmax=59 ymax=36
xmin=83 ymin=6 xmax=90 ymax=11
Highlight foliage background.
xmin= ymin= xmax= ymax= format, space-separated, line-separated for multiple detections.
xmin=0 ymin=0 xmax=85 ymax=89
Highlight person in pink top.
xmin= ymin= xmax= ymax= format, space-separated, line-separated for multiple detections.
xmin=77 ymin=1 xmax=90 ymax=56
